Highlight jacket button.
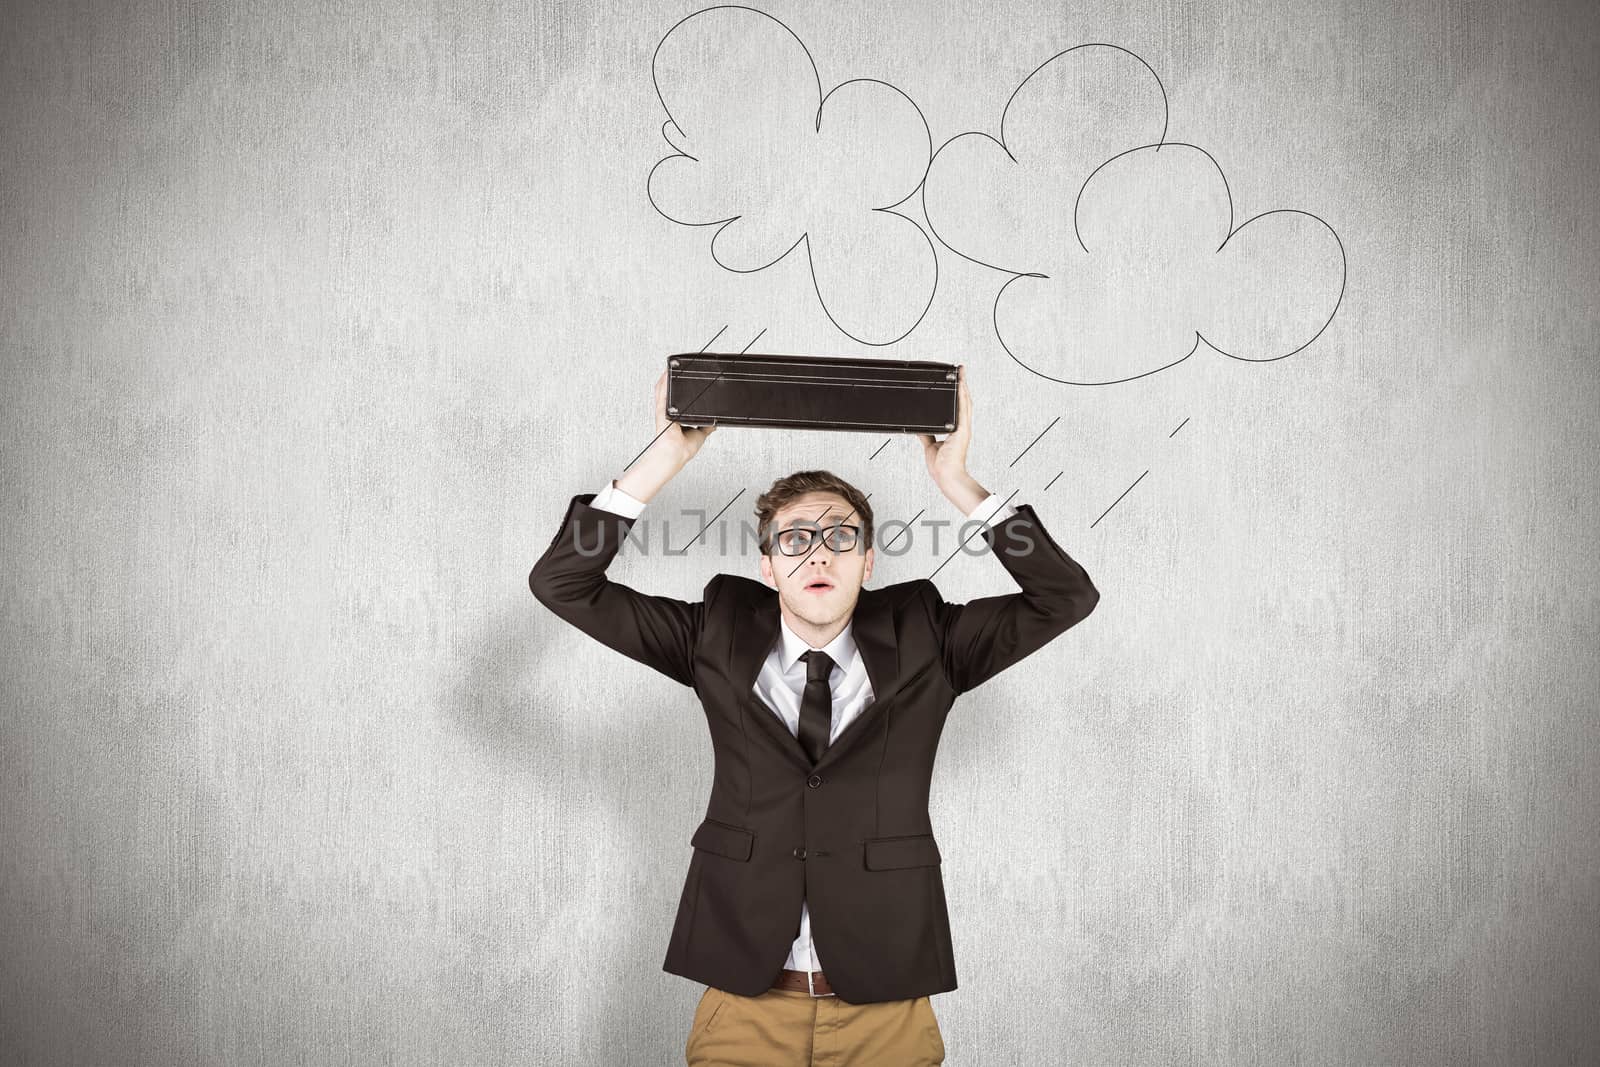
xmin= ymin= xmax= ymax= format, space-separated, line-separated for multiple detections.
xmin=792 ymin=847 xmax=807 ymax=860
xmin=806 ymin=774 xmax=823 ymax=788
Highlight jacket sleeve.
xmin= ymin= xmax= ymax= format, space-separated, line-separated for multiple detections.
xmin=528 ymin=493 xmax=707 ymax=688
xmin=922 ymin=503 xmax=1100 ymax=695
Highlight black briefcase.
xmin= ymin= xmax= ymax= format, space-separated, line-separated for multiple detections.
xmin=665 ymin=352 xmax=959 ymax=434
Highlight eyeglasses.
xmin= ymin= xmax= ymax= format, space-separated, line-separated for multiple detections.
xmin=770 ymin=523 xmax=863 ymax=556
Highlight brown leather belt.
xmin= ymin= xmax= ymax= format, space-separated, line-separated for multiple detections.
xmin=771 ymin=968 xmax=836 ymax=997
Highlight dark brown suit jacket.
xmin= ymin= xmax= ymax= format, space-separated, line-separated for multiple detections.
xmin=529 ymin=492 xmax=1099 ymax=1003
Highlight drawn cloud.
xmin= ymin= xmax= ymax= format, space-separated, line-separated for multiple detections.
xmin=922 ymin=44 xmax=1346 ymax=384
xmin=648 ymin=5 xmax=936 ymax=346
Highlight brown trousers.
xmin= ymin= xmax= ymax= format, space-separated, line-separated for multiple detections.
xmin=684 ymin=984 xmax=946 ymax=1065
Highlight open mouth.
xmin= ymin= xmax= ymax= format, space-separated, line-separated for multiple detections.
xmin=802 ymin=577 xmax=835 ymax=594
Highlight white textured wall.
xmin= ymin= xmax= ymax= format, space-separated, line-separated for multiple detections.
xmin=2 ymin=0 xmax=1597 ymax=1064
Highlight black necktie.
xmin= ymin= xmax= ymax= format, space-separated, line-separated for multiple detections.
xmin=798 ymin=650 xmax=834 ymax=766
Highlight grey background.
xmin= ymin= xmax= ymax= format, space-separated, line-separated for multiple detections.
xmin=3 ymin=0 xmax=1597 ymax=1064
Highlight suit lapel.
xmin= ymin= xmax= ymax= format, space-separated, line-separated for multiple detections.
xmin=814 ymin=589 xmax=900 ymax=774
xmin=731 ymin=585 xmax=903 ymax=773
xmin=731 ymin=595 xmax=813 ymax=769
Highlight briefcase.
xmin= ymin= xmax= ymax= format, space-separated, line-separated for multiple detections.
xmin=665 ymin=352 xmax=959 ymax=435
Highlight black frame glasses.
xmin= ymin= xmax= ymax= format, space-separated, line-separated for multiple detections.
xmin=769 ymin=522 xmax=863 ymax=556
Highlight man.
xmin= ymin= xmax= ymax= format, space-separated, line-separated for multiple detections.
xmin=529 ymin=366 xmax=1100 ymax=1064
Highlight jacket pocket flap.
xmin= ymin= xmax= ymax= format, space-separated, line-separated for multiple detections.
xmin=863 ymin=834 xmax=942 ymax=870
xmin=691 ymin=818 xmax=754 ymax=861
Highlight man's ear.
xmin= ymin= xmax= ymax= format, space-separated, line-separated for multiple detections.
xmin=759 ymin=552 xmax=775 ymax=588
xmin=862 ymin=546 xmax=875 ymax=584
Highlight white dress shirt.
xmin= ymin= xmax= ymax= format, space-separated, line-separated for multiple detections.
xmin=588 ymin=477 xmax=1017 ymax=973
xmin=757 ymin=615 xmax=873 ymax=971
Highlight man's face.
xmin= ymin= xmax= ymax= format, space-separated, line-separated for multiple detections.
xmin=758 ymin=491 xmax=875 ymax=629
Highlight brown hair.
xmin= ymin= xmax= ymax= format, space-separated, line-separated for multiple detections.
xmin=754 ymin=470 xmax=874 ymax=554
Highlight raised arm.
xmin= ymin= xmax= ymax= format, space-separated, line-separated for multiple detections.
xmin=530 ymin=494 xmax=717 ymax=686
xmin=922 ymin=505 xmax=1099 ymax=694
xmin=527 ymin=370 xmax=719 ymax=687
xmin=915 ymin=365 xmax=1100 ymax=693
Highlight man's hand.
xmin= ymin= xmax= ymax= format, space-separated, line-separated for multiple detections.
xmin=614 ymin=370 xmax=717 ymax=503
xmin=919 ymin=364 xmax=972 ymax=486
xmin=653 ymin=368 xmax=716 ymax=462
xmin=917 ymin=365 xmax=991 ymax=514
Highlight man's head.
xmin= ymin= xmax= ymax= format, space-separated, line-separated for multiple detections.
xmin=755 ymin=470 xmax=875 ymax=631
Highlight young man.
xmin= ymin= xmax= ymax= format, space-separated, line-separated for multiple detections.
xmin=530 ymin=367 xmax=1100 ymax=1065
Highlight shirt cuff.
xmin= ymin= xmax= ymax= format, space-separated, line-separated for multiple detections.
xmin=590 ymin=480 xmax=647 ymax=520
xmin=965 ymin=493 xmax=1018 ymax=529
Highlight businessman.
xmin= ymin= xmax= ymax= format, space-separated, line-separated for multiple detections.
xmin=529 ymin=366 xmax=1099 ymax=1065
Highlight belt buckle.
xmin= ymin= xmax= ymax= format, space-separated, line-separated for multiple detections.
xmin=806 ymin=969 xmax=835 ymax=998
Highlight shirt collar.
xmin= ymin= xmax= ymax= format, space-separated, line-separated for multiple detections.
xmin=776 ymin=613 xmax=858 ymax=675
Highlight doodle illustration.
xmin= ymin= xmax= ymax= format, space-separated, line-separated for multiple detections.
xmin=922 ymin=43 xmax=1347 ymax=384
xmin=647 ymin=5 xmax=938 ymax=346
